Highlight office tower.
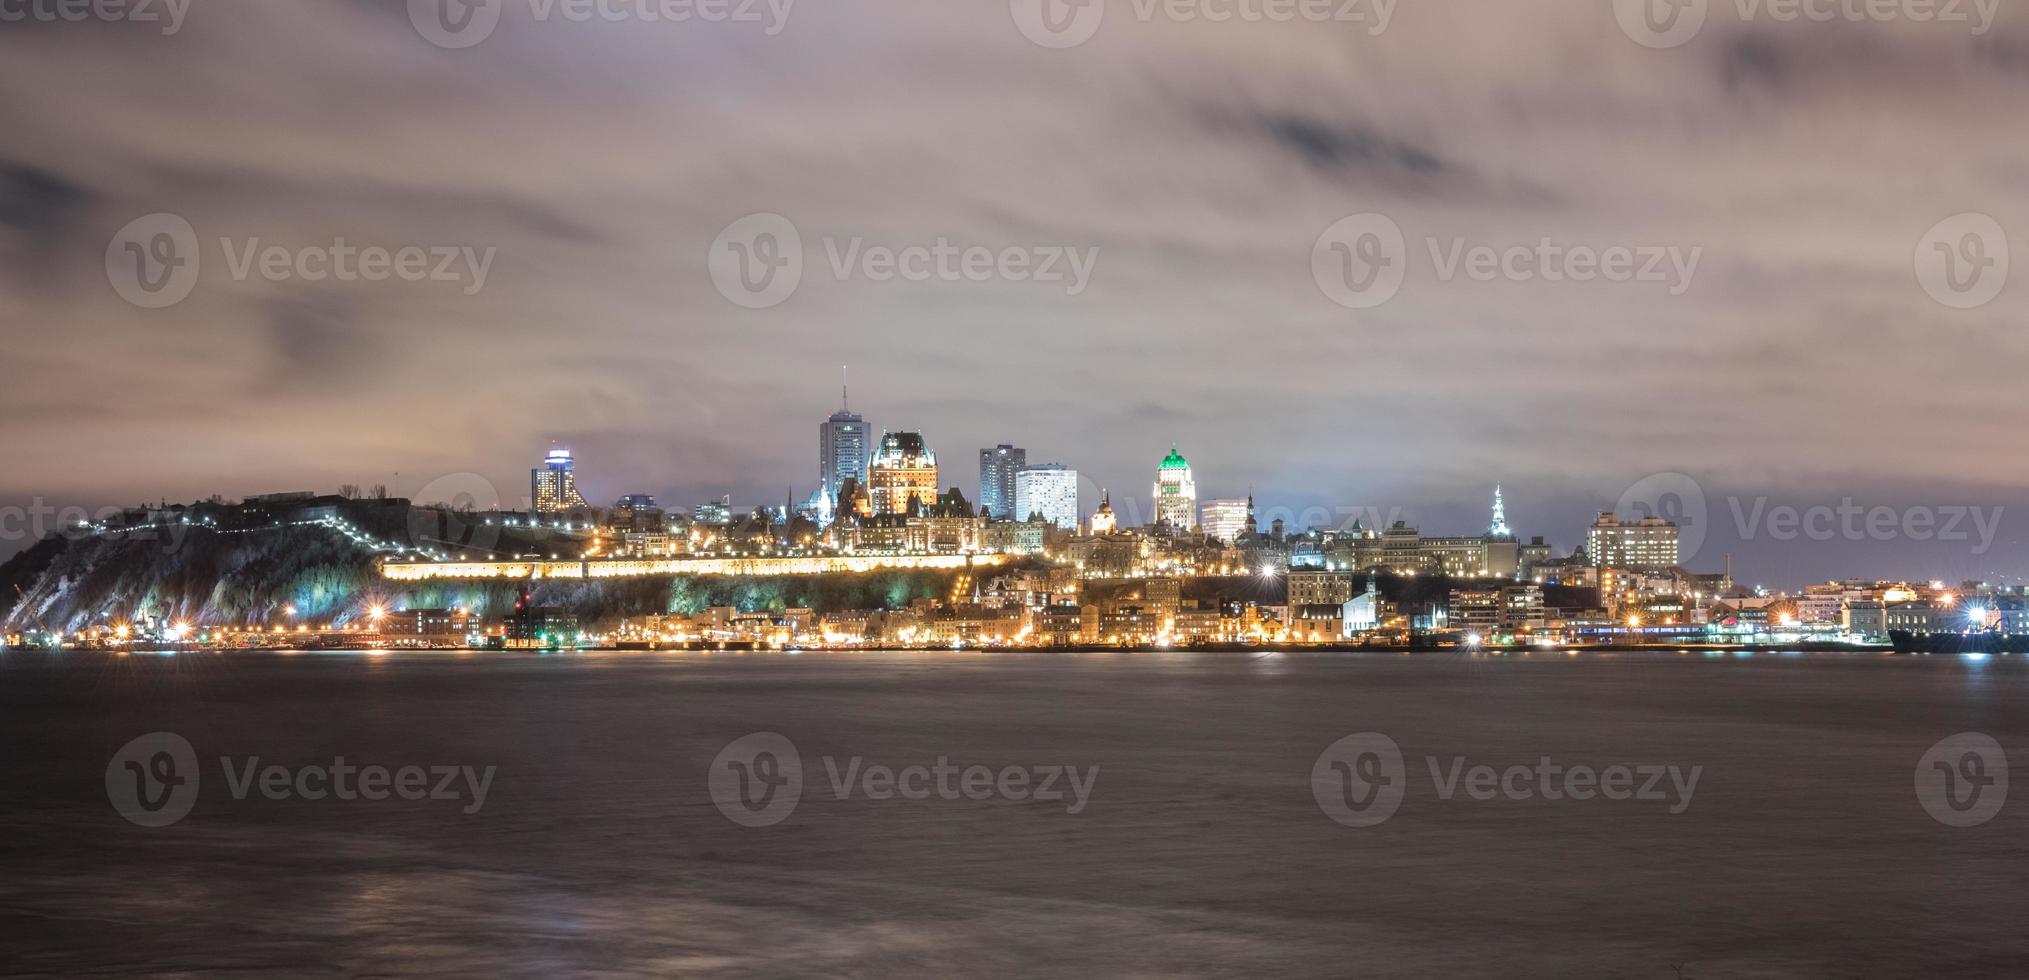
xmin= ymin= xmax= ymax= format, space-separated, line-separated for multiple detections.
xmin=1586 ymin=513 xmax=1680 ymax=572
xmin=1201 ymin=498 xmax=1250 ymax=542
xmin=531 ymin=448 xmax=591 ymax=514
xmin=979 ymin=444 xmax=1027 ymax=520
xmin=868 ymin=431 xmax=939 ymax=515
xmin=1013 ymin=464 xmax=1078 ymax=530
xmin=819 ymin=375 xmax=870 ymax=511
xmin=1152 ymin=446 xmax=1198 ymax=532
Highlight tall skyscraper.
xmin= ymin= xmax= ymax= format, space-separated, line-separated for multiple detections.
xmin=1201 ymin=499 xmax=1250 ymax=542
xmin=1152 ymin=446 xmax=1198 ymax=532
xmin=532 ymin=448 xmax=590 ymax=514
xmin=819 ymin=372 xmax=870 ymax=516
xmin=979 ymin=445 xmax=1027 ymax=520
xmin=1013 ymin=464 xmax=1078 ymax=530
xmin=869 ymin=431 xmax=939 ymax=515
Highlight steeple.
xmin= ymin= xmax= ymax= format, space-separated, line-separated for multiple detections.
xmin=1489 ymin=484 xmax=1513 ymax=540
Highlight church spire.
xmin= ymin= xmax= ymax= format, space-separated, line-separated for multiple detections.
xmin=1489 ymin=484 xmax=1513 ymax=540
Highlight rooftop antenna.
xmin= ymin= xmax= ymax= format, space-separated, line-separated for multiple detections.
xmin=842 ymin=365 xmax=850 ymax=413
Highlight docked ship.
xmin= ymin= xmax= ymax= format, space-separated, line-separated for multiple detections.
xmin=1888 ymin=629 xmax=2029 ymax=655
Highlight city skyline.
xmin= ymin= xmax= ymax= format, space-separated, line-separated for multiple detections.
xmin=3 ymin=4 xmax=2026 ymax=589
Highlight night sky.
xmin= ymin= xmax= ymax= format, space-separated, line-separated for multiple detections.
xmin=1 ymin=0 xmax=2025 ymax=586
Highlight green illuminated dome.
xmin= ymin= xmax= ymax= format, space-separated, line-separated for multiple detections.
xmin=1158 ymin=447 xmax=1189 ymax=471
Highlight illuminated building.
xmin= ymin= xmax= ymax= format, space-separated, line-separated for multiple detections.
xmin=1013 ymin=463 xmax=1078 ymax=530
xmin=1586 ymin=513 xmax=1680 ymax=572
xmin=979 ymin=445 xmax=1026 ymax=520
xmin=531 ymin=448 xmax=591 ymax=514
xmin=820 ymin=380 xmax=870 ymax=514
xmin=1488 ymin=485 xmax=1514 ymax=540
xmin=1201 ymin=498 xmax=1248 ymax=543
xmin=1288 ymin=569 xmax=1359 ymax=607
xmin=1088 ymin=490 xmax=1117 ymax=535
xmin=1152 ymin=446 xmax=1198 ymax=532
xmin=694 ymin=495 xmax=733 ymax=526
xmin=869 ymin=431 xmax=939 ymax=515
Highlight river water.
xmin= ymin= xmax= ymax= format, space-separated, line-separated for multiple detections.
xmin=2 ymin=649 xmax=2023 ymax=978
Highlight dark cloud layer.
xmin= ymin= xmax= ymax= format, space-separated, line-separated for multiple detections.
xmin=1 ymin=0 xmax=2026 ymax=586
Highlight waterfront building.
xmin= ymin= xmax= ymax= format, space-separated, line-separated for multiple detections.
xmin=1201 ymin=498 xmax=1249 ymax=543
xmin=1586 ymin=513 xmax=1681 ymax=572
xmin=1449 ymin=589 xmax=1501 ymax=634
xmin=1152 ymin=447 xmax=1198 ymax=532
xmin=531 ymin=448 xmax=591 ymax=514
xmin=1013 ymin=464 xmax=1078 ymax=530
xmin=869 ymin=431 xmax=939 ymax=515
xmin=979 ymin=445 xmax=1026 ymax=520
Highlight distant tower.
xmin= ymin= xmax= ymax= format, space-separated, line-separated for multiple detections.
xmin=819 ymin=368 xmax=870 ymax=512
xmin=1152 ymin=446 xmax=1198 ymax=532
xmin=1488 ymin=485 xmax=1514 ymax=540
